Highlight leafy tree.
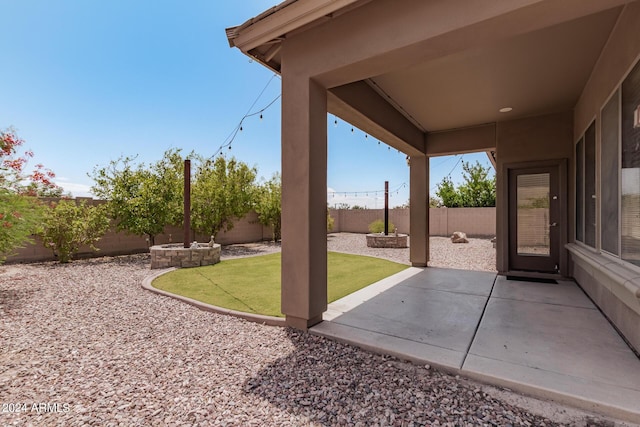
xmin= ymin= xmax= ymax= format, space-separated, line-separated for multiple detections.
xmin=457 ymin=161 xmax=496 ymax=207
xmin=335 ymin=202 xmax=350 ymax=209
xmin=39 ymin=200 xmax=110 ymax=263
xmin=0 ymin=193 xmax=43 ymax=263
xmin=435 ymin=176 xmax=462 ymax=207
xmin=429 ymin=197 xmax=440 ymax=208
xmin=191 ymin=156 xmax=257 ymax=237
xmin=351 ymin=205 xmax=367 ymax=210
xmin=90 ymin=148 xmax=184 ymax=245
xmin=0 ymin=128 xmax=63 ymax=262
xmin=435 ymin=161 xmax=495 ymax=208
xmin=255 ymin=173 xmax=281 ymax=242
xmin=327 ymin=206 xmax=334 ymax=232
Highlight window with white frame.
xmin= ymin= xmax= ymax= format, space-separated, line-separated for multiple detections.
xmin=589 ymin=57 xmax=640 ymax=267
xmin=575 ymin=121 xmax=595 ymax=248
xmin=584 ymin=122 xmax=596 ymax=248
xmin=621 ymin=59 xmax=640 ymax=267
xmin=600 ymin=90 xmax=620 ymax=255
xmin=576 ymin=137 xmax=584 ymax=243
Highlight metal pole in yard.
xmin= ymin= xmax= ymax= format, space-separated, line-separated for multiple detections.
xmin=184 ymin=159 xmax=191 ymax=248
xmin=384 ymin=180 xmax=389 ymax=236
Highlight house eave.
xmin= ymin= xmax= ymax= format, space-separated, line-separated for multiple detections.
xmin=226 ymin=0 xmax=363 ymax=53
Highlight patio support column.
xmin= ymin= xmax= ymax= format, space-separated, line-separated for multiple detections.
xmin=280 ymin=73 xmax=328 ymax=330
xmin=410 ymin=154 xmax=429 ymax=267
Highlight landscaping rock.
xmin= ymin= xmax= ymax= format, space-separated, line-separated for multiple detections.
xmin=0 ymin=237 xmax=613 ymax=426
xmin=451 ymin=231 xmax=469 ymax=243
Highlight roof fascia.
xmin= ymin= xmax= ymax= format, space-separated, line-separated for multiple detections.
xmin=228 ymin=0 xmax=362 ymax=52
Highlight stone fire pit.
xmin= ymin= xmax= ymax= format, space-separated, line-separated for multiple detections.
xmin=150 ymin=243 xmax=221 ymax=269
xmin=366 ymin=233 xmax=408 ymax=248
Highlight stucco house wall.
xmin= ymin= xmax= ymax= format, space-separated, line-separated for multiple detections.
xmin=567 ymin=2 xmax=640 ymax=352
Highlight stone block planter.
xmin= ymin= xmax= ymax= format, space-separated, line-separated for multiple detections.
xmin=366 ymin=233 xmax=408 ymax=248
xmin=150 ymin=243 xmax=221 ymax=269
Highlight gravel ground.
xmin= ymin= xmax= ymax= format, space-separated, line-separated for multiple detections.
xmin=327 ymin=233 xmax=496 ymax=271
xmin=222 ymin=233 xmax=496 ymax=272
xmin=0 ymin=235 xmax=623 ymax=426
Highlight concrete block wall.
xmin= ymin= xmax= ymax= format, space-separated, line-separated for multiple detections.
xmin=5 ymin=200 xmax=273 ymax=264
xmin=329 ymin=207 xmax=496 ymax=237
xmin=6 ymin=202 xmax=494 ymax=263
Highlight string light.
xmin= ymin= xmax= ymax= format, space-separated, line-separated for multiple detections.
xmin=210 ymin=73 xmax=281 ymax=159
xmin=328 ymin=182 xmax=407 ymax=198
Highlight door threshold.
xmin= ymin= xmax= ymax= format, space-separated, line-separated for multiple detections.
xmin=502 ymin=270 xmax=564 ymax=281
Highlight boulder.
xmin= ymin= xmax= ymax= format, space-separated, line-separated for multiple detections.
xmin=451 ymin=231 xmax=469 ymax=243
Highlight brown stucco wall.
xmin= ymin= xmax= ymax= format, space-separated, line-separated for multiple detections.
xmin=329 ymin=208 xmax=496 ymax=237
xmin=568 ymin=2 xmax=640 ymax=354
xmin=574 ymin=2 xmax=640 ymax=138
xmin=495 ymin=111 xmax=574 ymax=273
xmin=5 ymin=201 xmax=273 ymax=264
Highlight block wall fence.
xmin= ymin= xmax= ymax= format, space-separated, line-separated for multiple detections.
xmin=5 ymin=199 xmax=496 ymax=264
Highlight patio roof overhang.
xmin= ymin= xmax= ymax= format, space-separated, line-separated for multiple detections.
xmin=227 ymin=0 xmax=631 ymax=143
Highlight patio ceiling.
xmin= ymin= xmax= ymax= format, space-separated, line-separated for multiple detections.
xmin=367 ymin=7 xmax=622 ymax=132
xmin=229 ymin=1 xmax=625 ymax=134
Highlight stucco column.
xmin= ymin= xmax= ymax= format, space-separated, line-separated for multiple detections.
xmin=280 ymin=74 xmax=328 ymax=330
xmin=410 ymin=155 xmax=429 ymax=267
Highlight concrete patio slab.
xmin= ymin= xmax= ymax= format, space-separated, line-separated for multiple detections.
xmin=491 ymin=275 xmax=594 ymax=308
xmin=311 ymin=268 xmax=640 ymax=423
xmin=313 ymin=268 xmax=494 ymax=371
xmin=401 ymin=267 xmax=496 ymax=296
xmin=464 ymin=276 xmax=640 ymax=421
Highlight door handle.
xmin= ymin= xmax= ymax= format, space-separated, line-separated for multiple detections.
xmin=549 ymin=222 xmax=558 ymax=227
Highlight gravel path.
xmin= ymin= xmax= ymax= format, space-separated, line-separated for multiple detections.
xmin=0 ymin=236 xmax=618 ymax=426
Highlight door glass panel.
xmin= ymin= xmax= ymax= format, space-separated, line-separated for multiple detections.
xmin=517 ymin=173 xmax=550 ymax=256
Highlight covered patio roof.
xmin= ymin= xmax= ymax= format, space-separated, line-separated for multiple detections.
xmin=226 ymin=0 xmax=640 ymax=338
xmin=228 ymin=0 xmax=627 ymax=139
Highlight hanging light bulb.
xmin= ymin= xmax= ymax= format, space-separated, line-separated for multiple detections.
xmin=334 ymin=118 xmax=338 ymax=127
xmin=377 ymin=141 xmax=380 ymax=145
xmin=240 ymin=125 xmax=243 ymax=131
xmin=260 ymin=114 xmax=263 ymax=120
xmin=365 ymin=134 xmax=368 ymax=139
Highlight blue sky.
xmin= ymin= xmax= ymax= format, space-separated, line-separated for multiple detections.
xmin=0 ymin=0 xmax=493 ymax=208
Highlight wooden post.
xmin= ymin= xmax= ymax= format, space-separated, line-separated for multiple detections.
xmin=184 ymin=159 xmax=191 ymax=248
xmin=384 ymin=180 xmax=389 ymax=236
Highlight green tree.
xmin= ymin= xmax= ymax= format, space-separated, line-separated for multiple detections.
xmin=39 ymin=200 xmax=110 ymax=263
xmin=458 ymin=161 xmax=496 ymax=207
xmin=435 ymin=161 xmax=495 ymax=208
xmin=191 ymin=156 xmax=257 ymax=238
xmin=0 ymin=193 xmax=43 ymax=263
xmin=255 ymin=173 xmax=281 ymax=242
xmin=435 ymin=176 xmax=462 ymax=207
xmin=90 ymin=149 xmax=184 ymax=245
xmin=0 ymin=128 xmax=63 ymax=263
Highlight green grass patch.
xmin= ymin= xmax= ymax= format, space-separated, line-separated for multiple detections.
xmin=152 ymin=251 xmax=407 ymax=317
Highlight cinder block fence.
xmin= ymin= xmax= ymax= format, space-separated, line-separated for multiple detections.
xmin=5 ymin=200 xmax=495 ymax=264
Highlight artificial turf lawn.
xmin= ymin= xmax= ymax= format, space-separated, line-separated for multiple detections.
xmin=152 ymin=251 xmax=408 ymax=317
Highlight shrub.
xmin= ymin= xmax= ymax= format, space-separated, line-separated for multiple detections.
xmin=40 ymin=200 xmax=110 ymax=263
xmin=368 ymin=219 xmax=395 ymax=234
xmin=255 ymin=173 xmax=281 ymax=242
